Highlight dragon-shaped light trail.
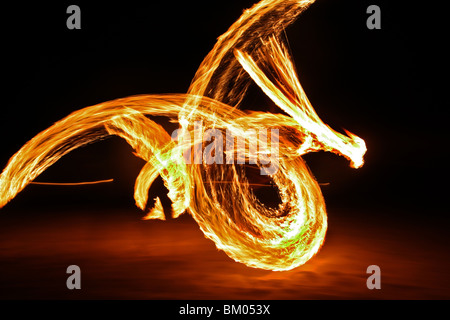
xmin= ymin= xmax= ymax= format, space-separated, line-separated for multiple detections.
xmin=0 ymin=0 xmax=366 ymax=271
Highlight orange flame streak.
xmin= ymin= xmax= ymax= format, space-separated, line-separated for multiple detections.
xmin=30 ymin=179 xmax=114 ymax=186
xmin=0 ymin=0 xmax=366 ymax=271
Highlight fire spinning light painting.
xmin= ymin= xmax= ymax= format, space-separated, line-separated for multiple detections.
xmin=0 ymin=0 xmax=447 ymax=300
xmin=0 ymin=0 xmax=366 ymax=271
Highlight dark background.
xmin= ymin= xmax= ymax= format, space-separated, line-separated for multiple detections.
xmin=0 ymin=0 xmax=447 ymax=299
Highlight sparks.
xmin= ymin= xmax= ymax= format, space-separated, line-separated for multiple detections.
xmin=0 ymin=0 xmax=366 ymax=271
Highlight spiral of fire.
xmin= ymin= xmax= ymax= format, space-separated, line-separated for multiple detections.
xmin=0 ymin=0 xmax=365 ymax=271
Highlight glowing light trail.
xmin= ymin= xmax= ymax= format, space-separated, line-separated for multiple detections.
xmin=30 ymin=179 xmax=114 ymax=186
